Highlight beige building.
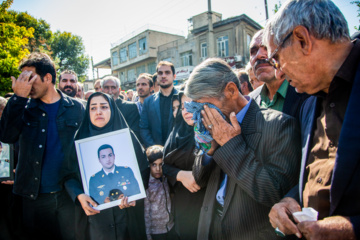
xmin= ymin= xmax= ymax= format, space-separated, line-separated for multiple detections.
xmin=93 ymin=12 xmax=262 ymax=89
xmin=110 ymin=28 xmax=184 ymax=90
xmin=158 ymin=12 xmax=262 ymax=84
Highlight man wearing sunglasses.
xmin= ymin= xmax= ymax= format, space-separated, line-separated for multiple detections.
xmin=249 ymin=30 xmax=308 ymax=120
xmin=264 ymin=0 xmax=360 ymax=239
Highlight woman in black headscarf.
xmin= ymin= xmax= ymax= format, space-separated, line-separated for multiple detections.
xmin=62 ymin=92 xmax=149 ymax=240
xmin=163 ymin=92 xmax=206 ymax=240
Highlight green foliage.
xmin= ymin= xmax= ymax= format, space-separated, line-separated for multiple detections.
xmin=0 ymin=0 xmax=34 ymax=96
xmin=50 ymin=31 xmax=89 ymax=82
xmin=351 ymin=1 xmax=360 ymax=30
xmin=8 ymin=10 xmax=52 ymax=52
xmin=273 ymin=1 xmax=282 ymax=14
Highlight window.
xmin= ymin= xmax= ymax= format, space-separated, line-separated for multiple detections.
xmin=139 ymin=37 xmax=147 ymax=55
xmin=120 ymin=47 xmax=127 ymax=63
xmin=180 ymin=51 xmax=193 ymax=67
xmin=162 ymin=57 xmax=172 ymax=62
xmin=136 ymin=65 xmax=146 ymax=75
xmin=112 ymin=51 xmax=119 ymax=66
xmin=201 ymin=42 xmax=207 ymax=59
xmin=217 ymin=35 xmax=229 ymax=57
xmin=129 ymin=42 xmax=137 ymax=59
xmin=119 ymin=72 xmax=125 ymax=84
xmin=147 ymin=62 xmax=156 ymax=74
xmin=127 ymin=69 xmax=136 ymax=83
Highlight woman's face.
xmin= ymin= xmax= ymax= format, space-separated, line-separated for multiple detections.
xmin=89 ymin=96 xmax=111 ymax=128
xmin=172 ymin=99 xmax=180 ymax=118
xmin=181 ymin=95 xmax=194 ymax=126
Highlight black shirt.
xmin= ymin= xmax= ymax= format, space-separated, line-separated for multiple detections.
xmin=160 ymin=88 xmax=176 ymax=143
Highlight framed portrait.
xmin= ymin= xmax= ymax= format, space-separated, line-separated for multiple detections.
xmin=75 ymin=129 xmax=146 ymax=211
xmin=0 ymin=142 xmax=14 ymax=181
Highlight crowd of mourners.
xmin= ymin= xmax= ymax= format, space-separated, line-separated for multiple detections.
xmin=1 ymin=0 xmax=360 ymax=239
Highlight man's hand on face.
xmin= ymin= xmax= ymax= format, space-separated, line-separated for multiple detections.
xmin=201 ymin=105 xmax=241 ymax=146
xmin=297 ymin=216 xmax=356 ymax=240
xmin=11 ymin=71 xmax=37 ymax=98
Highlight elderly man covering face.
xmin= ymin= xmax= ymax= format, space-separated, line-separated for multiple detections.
xmin=185 ymin=58 xmax=301 ymax=240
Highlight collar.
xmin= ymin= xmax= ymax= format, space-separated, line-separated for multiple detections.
xmin=236 ymin=96 xmax=252 ymax=124
xmin=334 ymin=39 xmax=360 ymax=84
xmin=260 ymin=80 xmax=289 ymax=100
xmin=103 ymin=166 xmax=115 ymax=175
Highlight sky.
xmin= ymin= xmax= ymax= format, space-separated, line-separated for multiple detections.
xmin=9 ymin=0 xmax=358 ymax=79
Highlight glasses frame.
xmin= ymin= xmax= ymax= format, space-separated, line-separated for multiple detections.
xmin=267 ymin=31 xmax=293 ymax=70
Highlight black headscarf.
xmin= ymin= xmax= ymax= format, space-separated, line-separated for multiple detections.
xmin=163 ymin=92 xmax=196 ymax=182
xmin=62 ymin=92 xmax=149 ymax=240
xmin=75 ymin=92 xmax=128 ymax=139
xmin=62 ymin=92 xmax=149 ymax=189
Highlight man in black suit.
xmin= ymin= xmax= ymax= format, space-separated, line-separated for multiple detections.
xmin=101 ymin=76 xmax=141 ymax=140
xmin=185 ymin=58 xmax=301 ymax=240
xmin=249 ymin=30 xmax=308 ymax=119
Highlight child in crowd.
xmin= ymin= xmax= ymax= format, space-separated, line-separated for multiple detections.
xmin=145 ymin=145 xmax=178 ymax=240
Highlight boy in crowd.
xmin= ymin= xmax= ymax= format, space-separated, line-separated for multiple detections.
xmin=144 ymin=145 xmax=178 ymax=240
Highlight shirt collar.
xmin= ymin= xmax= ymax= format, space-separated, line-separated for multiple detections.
xmin=236 ymin=96 xmax=251 ymax=124
xmin=260 ymin=80 xmax=289 ymax=100
xmin=103 ymin=167 xmax=115 ymax=175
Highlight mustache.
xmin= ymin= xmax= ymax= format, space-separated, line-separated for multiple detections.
xmin=254 ymin=59 xmax=271 ymax=71
xmin=64 ymin=86 xmax=75 ymax=91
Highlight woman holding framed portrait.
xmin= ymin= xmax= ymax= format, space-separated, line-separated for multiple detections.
xmin=62 ymin=92 xmax=149 ymax=240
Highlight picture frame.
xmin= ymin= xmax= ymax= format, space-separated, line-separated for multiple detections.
xmin=75 ymin=128 xmax=146 ymax=211
xmin=0 ymin=142 xmax=14 ymax=181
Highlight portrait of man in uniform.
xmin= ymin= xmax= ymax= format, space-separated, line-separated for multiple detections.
xmin=89 ymin=144 xmax=140 ymax=204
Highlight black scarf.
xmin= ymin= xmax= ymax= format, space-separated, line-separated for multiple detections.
xmin=163 ymin=92 xmax=196 ymax=171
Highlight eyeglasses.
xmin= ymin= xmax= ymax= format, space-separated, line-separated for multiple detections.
xmin=267 ymin=31 xmax=293 ymax=70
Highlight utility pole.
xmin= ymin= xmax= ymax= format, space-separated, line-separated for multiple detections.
xmin=208 ymin=0 xmax=215 ymax=57
xmin=264 ymin=0 xmax=269 ymax=20
xmin=91 ymin=56 xmax=95 ymax=80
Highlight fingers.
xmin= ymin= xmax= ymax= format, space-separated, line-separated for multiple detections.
xmin=269 ymin=199 xmax=302 ymax=238
xmin=28 ymin=74 xmax=37 ymax=84
xmin=11 ymin=76 xmax=16 ymax=89
xmin=229 ymin=112 xmax=241 ymax=134
xmin=1 ymin=180 xmax=14 ymax=185
xmin=119 ymin=196 xmax=134 ymax=209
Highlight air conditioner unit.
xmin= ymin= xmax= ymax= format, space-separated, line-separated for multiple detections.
xmin=234 ymin=55 xmax=242 ymax=62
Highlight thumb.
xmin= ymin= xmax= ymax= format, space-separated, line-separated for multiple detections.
xmin=11 ymin=76 xmax=16 ymax=89
xmin=88 ymin=197 xmax=98 ymax=207
xmin=230 ymin=112 xmax=241 ymax=133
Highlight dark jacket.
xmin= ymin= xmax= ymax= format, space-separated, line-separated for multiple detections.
xmin=115 ymin=98 xmax=141 ymax=141
xmin=0 ymin=90 xmax=85 ymax=200
xmin=140 ymin=89 xmax=178 ymax=148
xmin=193 ymin=101 xmax=301 ymax=240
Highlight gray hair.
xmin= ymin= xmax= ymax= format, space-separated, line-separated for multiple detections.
xmin=263 ymin=0 xmax=350 ymax=47
xmin=101 ymin=76 xmax=120 ymax=89
xmin=185 ymin=58 xmax=240 ymax=100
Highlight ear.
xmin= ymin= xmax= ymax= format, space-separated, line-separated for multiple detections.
xmin=173 ymin=74 xmax=176 ymax=79
xmin=293 ymin=25 xmax=312 ymax=55
xmin=44 ymin=73 xmax=53 ymax=84
xmin=224 ymin=82 xmax=239 ymax=99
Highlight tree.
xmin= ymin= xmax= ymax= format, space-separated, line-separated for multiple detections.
xmin=351 ymin=1 xmax=360 ymax=30
xmin=0 ymin=0 xmax=34 ymax=95
xmin=50 ymin=31 xmax=89 ymax=82
xmin=9 ymin=10 xmax=52 ymax=53
xmin=273 ymin=1 xmax=282 ymax=14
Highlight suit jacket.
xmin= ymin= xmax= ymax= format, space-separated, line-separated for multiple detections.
xmin=193 ymin=101 xmax=301 ymax=240
xmin=289 ymin=63 xmax=360 ymax=238
xmin=115 ymin=98 xmax=141 ymax=141
xmin=139 ymin=89 xmax=178 ymax=148
xmin=249 ymin=82 xmax=309 ymax=120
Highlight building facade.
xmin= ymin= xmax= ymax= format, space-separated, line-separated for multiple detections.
xmin=110 ymin=29 xmax=184 ymax=89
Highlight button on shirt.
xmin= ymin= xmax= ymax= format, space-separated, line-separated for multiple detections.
xmin=302 ymin=40 xmax=358 ymax=220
